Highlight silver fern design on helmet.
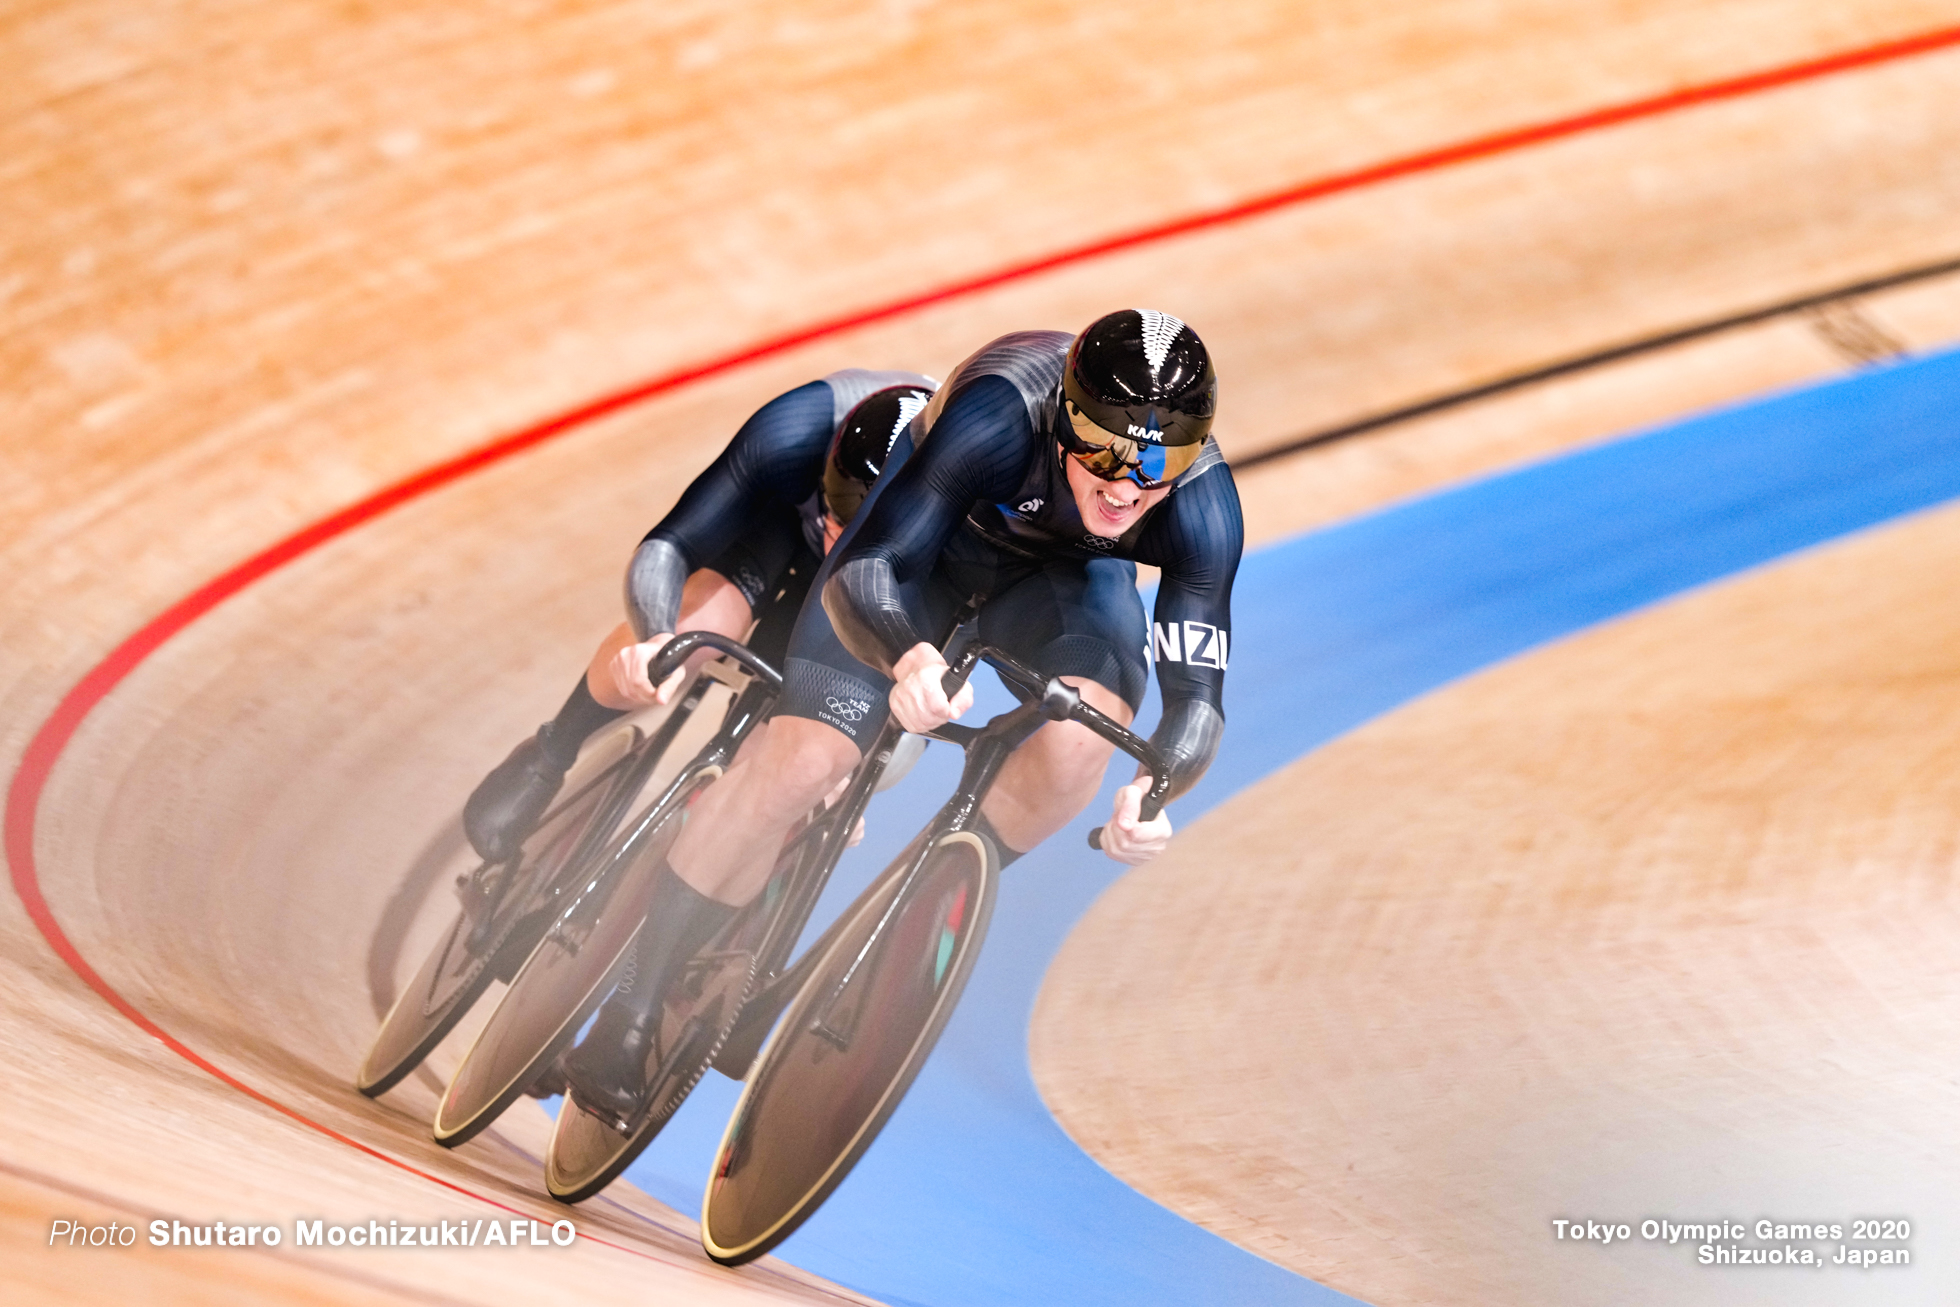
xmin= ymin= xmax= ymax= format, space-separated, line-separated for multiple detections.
xmin=1136 ymin=309 xmax=1186 ymax=376
xmin=889 ymin=391 xmax=930 ymax=447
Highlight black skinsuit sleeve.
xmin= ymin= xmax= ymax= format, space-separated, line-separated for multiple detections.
xmin=623 ymin=381 xmax=833 ymax=637
xmin=822 ymin=375 xmax=1034 ymax=673
xmin=1134 ymin=459 xmax=1244 ymax=799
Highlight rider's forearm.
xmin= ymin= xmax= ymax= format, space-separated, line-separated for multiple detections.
xmin=624 ymin=536 xmax=689 ymax=640
xmin=816 ymin=377 xmax=1027 ymax=673
xmin=1146 ymin=696 xmax=1224 ymax=802
xmin=821 ymin=554 xmax=922 ymax=676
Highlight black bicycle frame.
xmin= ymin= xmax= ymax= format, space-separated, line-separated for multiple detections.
xmin=732 ymin=642 xmax=1173 ymax=1057
xmin=545 ymin=633 xmax=781 ymax=936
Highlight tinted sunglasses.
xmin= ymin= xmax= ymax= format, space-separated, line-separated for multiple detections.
xmin=1065 ymin=401 xmax=1203 ymax=489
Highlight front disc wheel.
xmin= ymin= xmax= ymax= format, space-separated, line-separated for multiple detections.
xmin=700 ymin=831 xmax=996 ymax=1265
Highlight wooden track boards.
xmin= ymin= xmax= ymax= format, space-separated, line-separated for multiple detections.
xmin=1034 ymin=494 xmax=1960 ymax=1306
xmin=7 ymin=1 xmax=1960 ymax=1302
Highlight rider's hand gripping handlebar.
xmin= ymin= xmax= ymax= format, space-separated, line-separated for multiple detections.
xmin=647 ymin=631 xmax=784 ymax=691
xmin=935 ymin=645 xmax=1171 ymax=852
xmin=1082 ymin=709 xmax=1169 ymax=852
xmin=937 ymin=643 xmax=985 ymax=703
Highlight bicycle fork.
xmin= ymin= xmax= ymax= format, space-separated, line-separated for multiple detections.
xmin=806 ymin=691 xmax=1054 ymax=1052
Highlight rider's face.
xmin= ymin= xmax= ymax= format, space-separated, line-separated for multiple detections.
xmin=1063 ymin=447 xmax=1171 ymax=538
xmin=822 ymin=513 xmax=845 ymax=555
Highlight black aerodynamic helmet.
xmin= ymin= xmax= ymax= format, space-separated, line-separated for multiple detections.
xmin=1060 ymin=309 xmax=1216 ymax=488
xmin=821 ymin=383 xmax=934 ymax=524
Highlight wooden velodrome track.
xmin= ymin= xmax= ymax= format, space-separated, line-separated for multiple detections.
xmin=7 ymin=2 xmax=1960 ymax=1303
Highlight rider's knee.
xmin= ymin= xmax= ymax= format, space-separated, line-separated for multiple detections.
xmin=1047 ymin=679 xmax=1128 ymax=765
xmin=755 ymin=715 xmax=860 ymax=803
xmin=1045 ymin=723 xmax=1118 ymax=789
xmin=676 ymin=568 xmax=756 ymax=637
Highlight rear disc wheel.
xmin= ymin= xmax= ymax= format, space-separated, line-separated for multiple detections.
xmin=431 ymin=766 xmax=716 ymax=1147
xmin=357 ymin=727 xmax=641 ymax=1098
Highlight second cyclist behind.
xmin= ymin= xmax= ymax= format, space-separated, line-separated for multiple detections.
xmin=460 ymin=368 xmax=938 ymax=872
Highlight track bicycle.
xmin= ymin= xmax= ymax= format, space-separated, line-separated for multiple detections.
xmin=358 ymin=561 xmax=815 ymax=1102
xmin=512 ymin=632 xmax=1165 ymax=1246
xmin=429 ymin=631 xmax=783 ymax=1147
xmin=535 ymin=640 xmax=919 ymax=1202
xmin=695 ymin=643 xmax=1167 ymax=1263
xmin=357 ymin=710 xmax=682 ymax=1099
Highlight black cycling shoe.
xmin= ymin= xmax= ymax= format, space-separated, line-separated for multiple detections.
xmin=524 ymin=1050 xmax=571 ymax=1100
xmin=562 ymin=863 xmax=738 ymax=1130
xmin=463 ymin=732 xmax=568 ymax=863
xmin=563 ymin=1005 xmax=658 ymax=1131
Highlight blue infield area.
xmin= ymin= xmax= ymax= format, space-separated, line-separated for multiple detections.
xmin=611 ymin=343 xmax=1960 ymax=1306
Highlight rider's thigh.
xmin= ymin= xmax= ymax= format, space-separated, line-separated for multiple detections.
xmin=983 ymin=681 xmax=1125 ymax=852
xmin=1060 ymin=675 xmax=1135 ymax=726
xmin=584 ymin=569 xmax=756 ymax=710
xmin=676 ymin=568 xmax=758 ymax=637
xmin=976 ymin=554 xmax=1149 ymax=715
xmin=777 ymin=540 xmax=964 ymax=751
xmin=694 ymin=502 xmax=808 ymax=617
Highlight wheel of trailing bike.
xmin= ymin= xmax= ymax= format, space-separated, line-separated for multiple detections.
xmin=432 ymin=763 xmax=719 ymax=1147
xmin=541 ymin=801 xmax=846 ymax=1198
xmin=356 ymin=727 xmax=642 ymax=1098
xmin=700 ymin=830 xmax=998 ymax=1265
xmin=542 ymin=933 xmax=760 ymax=1204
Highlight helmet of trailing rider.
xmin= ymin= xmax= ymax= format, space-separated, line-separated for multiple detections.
xmin=1060 ymin=309 xmax=1215 ymax=488
xmin=821 ymin=384 xmax=934 ymax=524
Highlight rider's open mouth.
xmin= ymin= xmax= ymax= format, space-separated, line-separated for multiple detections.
xmin=1096 ymin=489 xmax=1135 ymax=513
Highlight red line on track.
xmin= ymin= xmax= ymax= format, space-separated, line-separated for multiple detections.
xmin=9 ymin=21 xmax=1960 ymax=1262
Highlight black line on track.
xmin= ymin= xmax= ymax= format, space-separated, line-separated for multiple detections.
xmin=1238 ymin=251 xmax=1960 ymax=471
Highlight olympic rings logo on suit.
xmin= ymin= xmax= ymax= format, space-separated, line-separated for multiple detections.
xmin=824 ymin=696 xmax=871 ymax=722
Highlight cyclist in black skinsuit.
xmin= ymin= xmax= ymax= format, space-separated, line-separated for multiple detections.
xmin=562 ymin=310 xmax=1242 ymax=1122
xmin=461 ymin=369 xmax=936 ymax=867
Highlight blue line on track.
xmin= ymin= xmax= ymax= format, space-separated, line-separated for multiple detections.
xmin=617 ymin=343 xmax=1960 ymax=1305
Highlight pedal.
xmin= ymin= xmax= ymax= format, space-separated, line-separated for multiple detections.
xmin=456 ymin=862 xmax=513 ymax=953
xmin=566 ymin=1079 xmax=641 ymax=1136
xmin=542 ymin=919 xmax=582 ymax=958
xmin=809 ymin=1014 xmax=854 ymax=1053
xmin=572 ymin=1095 xmax=638 ymax=1138
xmin=454 ymin=863 xmax=489 ymax=912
